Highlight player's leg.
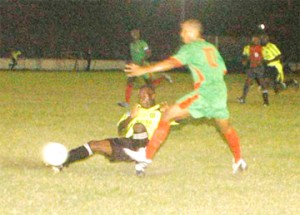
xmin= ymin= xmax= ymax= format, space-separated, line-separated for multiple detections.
xmin=63 ymin=140 xmax=112 ymax=167
xmin=238 ymin=76 xmax=252 ymax=103
xmin=124 ymin=103 xmax=190 ymax=163
xmin=118 ymin=77 xmax=136 ymax=107
xmin=258 ymin=77 xmax=269 ymax=106
xmin=275 ymin=64 xmax=285 ymax=88
xmin=146 ymin=103 xmax=190 ymax=159
xmin=215 ymin=118 xmax=247 ymax=173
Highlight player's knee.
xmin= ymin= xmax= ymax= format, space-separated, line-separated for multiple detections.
xmin=133 ymin=123 xmax=147 ymax=134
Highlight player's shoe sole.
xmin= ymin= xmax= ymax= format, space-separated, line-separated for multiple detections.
xmin=117 ymin=102 xmax=129 ymax=108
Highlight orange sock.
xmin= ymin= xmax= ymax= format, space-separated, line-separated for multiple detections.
xmin=146 ymin=120 xmax=170 ymax=159
xmin=125 ymin=84 xmax=133 ymax=103
xmin=224 ymin=128 xmax=241 ymax=163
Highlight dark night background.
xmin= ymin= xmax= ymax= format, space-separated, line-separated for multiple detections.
xmin=0 ymin=0 xmax=299 ymax=64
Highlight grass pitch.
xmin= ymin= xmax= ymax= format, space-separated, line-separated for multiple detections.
xmin=0 ymin=70 xmax=299 ymax=215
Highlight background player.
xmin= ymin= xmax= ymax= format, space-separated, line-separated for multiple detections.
xmin=9 ymin=49 xmax=22 ymax=70
xmin=124 ymin=19 xmax=247 ymax=174
xmin=238 ymin=35 xmax=269 ymax=106
xmin=118 ymin=29 xmax=172 ymax=108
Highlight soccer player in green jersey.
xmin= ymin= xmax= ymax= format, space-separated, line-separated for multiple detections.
xmin=118 ymin=29 xmax=173 ymax=108
xmin=124 ymin=19 xmax=247 ymax=174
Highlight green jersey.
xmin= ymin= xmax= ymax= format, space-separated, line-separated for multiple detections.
xmin=172 ymin=40 xmax=229 ymax=119
xmin=130 ymin=39 xmax=149 ymax=65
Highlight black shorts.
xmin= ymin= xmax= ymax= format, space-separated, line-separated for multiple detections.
xmin=265 ymin=66 xmax=278 ymax=80
xmin=246 ymin=66 xmax=265 ymax=79
xmin=106 ymin=138 xmax=148 ymax=162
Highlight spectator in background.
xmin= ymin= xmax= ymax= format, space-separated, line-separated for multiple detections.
xmin=9 ymin=50 xmax=22 ymax=70
xmin=85 ymin=47 xmax=92 ymax=71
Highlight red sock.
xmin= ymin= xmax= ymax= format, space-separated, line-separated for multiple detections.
xmin=224 ymin=128 xmax=241 ymax=163
xmin=146 ymin=120 xmax=170 ymax=159
xmin=125 ymin=84 xmax=133 ymax=103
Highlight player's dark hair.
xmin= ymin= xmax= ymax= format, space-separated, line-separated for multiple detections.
xmin=140 ymin=84 xmax=155 ymax=93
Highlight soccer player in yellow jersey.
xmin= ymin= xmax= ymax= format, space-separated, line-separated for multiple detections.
xmin=261 ymin=35 xmax=286 ymax=92
xmin=9 ymin=50 xmax=22 ymax=70
xmin=50 ymin=85 xmax=168 ymax=175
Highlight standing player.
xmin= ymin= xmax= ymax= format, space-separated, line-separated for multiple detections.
xmin=261 ymin=34 xmax=299 ymax=92
xmin=51 ymin=85 xmax=169 ymax=176
xmin=9 ymin=49 xmax=22 ymax=70
xmin=124 ymin=19 xmax=247 ymax=174
xmin=261 ymin=34 xmax=285 ymax=93
xmin=238 ymin=35 xmax=269 ymax=106
xmin=118 ymin=29 xmax=173 ymax=108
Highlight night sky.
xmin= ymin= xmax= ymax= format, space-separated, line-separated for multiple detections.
xmin=0 ymin=0 xmax=299 ymax=61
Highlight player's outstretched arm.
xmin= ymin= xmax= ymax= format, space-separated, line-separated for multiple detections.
xmin=124 ymin=58 xmax=181 ymax=77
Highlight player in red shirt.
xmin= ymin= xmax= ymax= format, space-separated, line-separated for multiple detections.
xmin=238 ymin=35 xmax=269 ymax=106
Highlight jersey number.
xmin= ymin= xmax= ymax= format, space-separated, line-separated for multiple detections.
xmin=203 ymin=48 xmax=218 ymax=68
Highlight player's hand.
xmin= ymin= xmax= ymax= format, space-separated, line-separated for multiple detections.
xmin=160 ymin=102 xmax=170 ymax=113
xmin=124 ymin=63 xmax=146 ymax=77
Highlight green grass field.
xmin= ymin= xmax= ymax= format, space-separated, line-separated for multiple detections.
xmin=0 ymin=70 xmax=299 ymax=215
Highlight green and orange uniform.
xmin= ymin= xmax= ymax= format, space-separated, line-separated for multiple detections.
xmin=172 ymin=40 xmax=229 ymax=119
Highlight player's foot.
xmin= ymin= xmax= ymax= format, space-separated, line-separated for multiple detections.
xmin=293 ymin=79 xmax=299 ymax=90
xmin=118 ymin=101 xmax=129 ymax=108
xmin=280 ymin=82 xmax=287 ymax=90
xmin=163 ymin=74 xmax=173 ymax=83
xmin=123 ymin=148 xmax=152 ymax=164
xmin=135 ymin=158 xmax=148 ymax=177
xmin=263 ymin=103 xmax=269 ymax=107
xmin=232 ymin=159 xmax=247 ymax=174
xmin=237 ymin=97 xmax=245 ymax=104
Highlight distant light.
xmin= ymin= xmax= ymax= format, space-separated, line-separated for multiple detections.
xmin=259 ymin=24 xmax=265 ymax=30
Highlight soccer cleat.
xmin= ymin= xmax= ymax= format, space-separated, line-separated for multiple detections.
xmin=118 ymin=101 xmax=129 ymax=108
xmin=163 ymin=74 xmax=173 ymax=83
xmin=123 ymin=147 xmax=152 ymax=164
xmin=135 ymin=159 xmax=148 ymax=177
xmin=237 ymin=97 xmax=245 ymax=104
xmin=232 ymin=159 xmax=247 ymax=174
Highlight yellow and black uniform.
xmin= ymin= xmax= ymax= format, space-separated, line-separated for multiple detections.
xmin=9 ymin=50 xmax=21 ymax=70
xmin=262 ymin=42 xmax=284 ymax=83
xmin=117 ymin=104 xmax=162 ymax=139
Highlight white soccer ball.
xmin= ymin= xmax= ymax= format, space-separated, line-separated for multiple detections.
xmin=42 ymin=142 xmax=68 ymax=166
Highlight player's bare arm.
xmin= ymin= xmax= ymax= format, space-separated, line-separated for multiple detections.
xmin=124 ymin=58 xmax=180 ymax=77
